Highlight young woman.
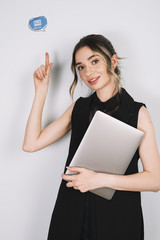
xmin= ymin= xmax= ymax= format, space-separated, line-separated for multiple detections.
xmin=23 ymin=34 xmax=160 ymax=240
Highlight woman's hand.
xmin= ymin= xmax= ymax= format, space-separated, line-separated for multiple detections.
xmin=33 ymin=52 xmax=53 ymax=92
xmin=61 ymin=166 xmax=102 ymax=193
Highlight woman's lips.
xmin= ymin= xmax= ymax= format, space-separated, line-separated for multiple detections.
xmin=88 ymin=76 xmax=100 ymax=85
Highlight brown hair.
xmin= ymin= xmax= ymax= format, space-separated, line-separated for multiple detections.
xmin=69 ymin=34 xmax=123 ymax=99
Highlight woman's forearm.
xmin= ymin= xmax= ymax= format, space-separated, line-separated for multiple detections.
xmin=98 ymin=170 xmax=160 ymax=192
xmin=22 ymin=87 xmax=48 ymax=151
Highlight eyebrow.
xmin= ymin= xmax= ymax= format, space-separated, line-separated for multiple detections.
xmin=75 ymin=54 xmax=99 ymax=66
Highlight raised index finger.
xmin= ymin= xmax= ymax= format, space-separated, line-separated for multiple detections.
xmin=45 ymin=52 xmax=49 ymax=70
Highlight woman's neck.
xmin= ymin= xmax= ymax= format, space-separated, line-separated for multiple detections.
xmin=96 ymin=82 xmax=117 ymax=102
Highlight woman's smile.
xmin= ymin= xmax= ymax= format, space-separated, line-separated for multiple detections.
xmin=88 ymin=76 xmax=100 ymax=85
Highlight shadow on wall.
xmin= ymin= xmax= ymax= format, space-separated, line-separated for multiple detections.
xmin=4 ymin=51 xmax=67 ymax=158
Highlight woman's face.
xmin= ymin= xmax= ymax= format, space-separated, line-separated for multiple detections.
xmin=75 ymin=46 xmax=116 ymax=91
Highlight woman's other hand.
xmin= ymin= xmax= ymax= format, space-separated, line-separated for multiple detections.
xmin=62 ymin=166 xmax=103 ymax=193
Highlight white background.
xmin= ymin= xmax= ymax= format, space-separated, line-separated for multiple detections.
xmin=0 ymin=0 xmax=160 ymax=239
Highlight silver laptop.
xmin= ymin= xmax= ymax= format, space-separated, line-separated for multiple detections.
xmin=65 ymin=110 xmax=144 ymax=200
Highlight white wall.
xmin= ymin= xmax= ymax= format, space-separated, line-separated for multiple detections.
xmin=0 ymin=0 xmax=160 ymax=239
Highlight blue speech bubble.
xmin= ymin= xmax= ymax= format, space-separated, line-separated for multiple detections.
xmin=28 ymin=16 xmax=47 ymax=32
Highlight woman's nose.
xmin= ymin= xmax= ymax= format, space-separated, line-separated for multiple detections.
xmin=85 ymin=66 xmax=94 ymax=77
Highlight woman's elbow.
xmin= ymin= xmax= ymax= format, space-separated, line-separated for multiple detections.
xmin=22 ymin=143 xmax=37 ymax=152
xmin=152 ymin=177 xmax=160 ymax=192
xmin=153 ymin=185 xmax=160 ymax=193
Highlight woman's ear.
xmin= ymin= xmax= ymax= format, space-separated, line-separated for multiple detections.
xmin=111 ymin=54 xmax=118 ymax=70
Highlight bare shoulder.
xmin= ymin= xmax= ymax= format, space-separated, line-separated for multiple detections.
xmin=137 ymin=106 xmax=153 ymax=133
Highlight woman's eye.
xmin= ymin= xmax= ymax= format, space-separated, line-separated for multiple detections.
xmin=92 ymin=59 xmax=99 ymax=64
xmin=77 ymin=66 xmax=84 ymax=71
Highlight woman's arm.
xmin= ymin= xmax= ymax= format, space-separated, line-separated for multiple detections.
xmin=62 ymin=106 xmax=160 ymax=193
xmin=22 ymin=52 xmax=75 ymax=152
xmin=22 ymin=95 xmax=75 ymax=152
xmin=101 ymin=106 xmax=160 ymax=192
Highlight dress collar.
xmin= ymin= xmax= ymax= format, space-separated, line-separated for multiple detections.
xmin=92 ymin=89 xmax=122 ymax=111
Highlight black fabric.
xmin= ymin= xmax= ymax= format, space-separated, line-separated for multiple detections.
xmin=88 ymin=89 xmax=121 ymax=123
xmin=47 ymin=88 xmax=146 ymax=240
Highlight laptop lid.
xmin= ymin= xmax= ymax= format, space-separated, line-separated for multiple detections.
xmin=65 ymin=110 xmax=144 ymax=200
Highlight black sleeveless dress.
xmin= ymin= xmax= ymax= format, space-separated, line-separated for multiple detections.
xmin=47 ymin=88 xmax=146 ymax=240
